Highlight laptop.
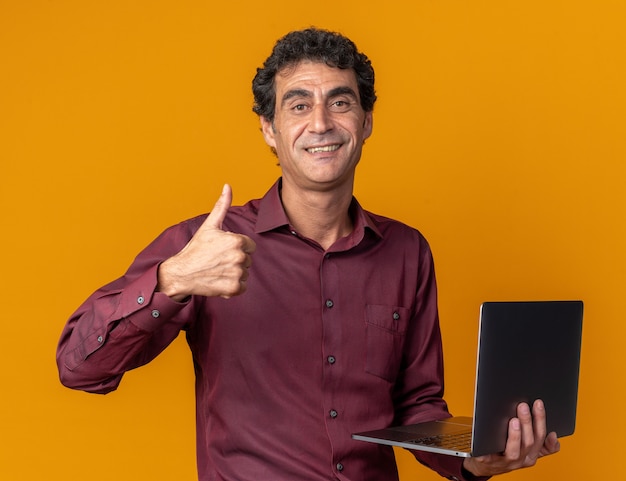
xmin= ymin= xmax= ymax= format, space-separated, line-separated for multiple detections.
xmin=352 ymin=300 xmax=584 ymax=457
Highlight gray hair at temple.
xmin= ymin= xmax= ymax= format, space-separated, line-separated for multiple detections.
xmin=252 ymin=27 xmax=377 ymax=122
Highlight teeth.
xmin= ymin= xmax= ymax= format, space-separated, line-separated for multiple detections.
xmin=307 ymin=144 xmax=340 ymax=153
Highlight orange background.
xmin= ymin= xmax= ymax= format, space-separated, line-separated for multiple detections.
xmin=1 ymin=1 xmax=624 ymax=479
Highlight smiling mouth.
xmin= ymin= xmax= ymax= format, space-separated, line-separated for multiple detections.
xmin=306 ymin=144 xmax=341 ymax=154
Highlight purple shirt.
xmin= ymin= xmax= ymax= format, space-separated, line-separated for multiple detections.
xmin=57 ymin=180 xmax=479 ymax=481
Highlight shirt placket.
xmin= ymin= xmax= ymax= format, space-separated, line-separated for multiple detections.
xmin=320 ymin=251 xmax=349 ymax=478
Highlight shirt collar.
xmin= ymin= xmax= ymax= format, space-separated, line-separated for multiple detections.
xmin=254 ymin=179 xmax=291 ymax=234
xmin=254 ymin=178 xmax=383 ymax=241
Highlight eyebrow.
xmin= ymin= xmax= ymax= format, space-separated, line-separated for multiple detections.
xmin=280 ymin=86 xmax=359 ymax=107
xmin=327 ymin=86 xmax=359 ymax=100
xmin=281 ymin=89 xmax=312 ymax=107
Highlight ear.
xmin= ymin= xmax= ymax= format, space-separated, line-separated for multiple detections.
xmin=260 ymin=116 xmax=277 ymax=149
xmin=363 ymin=111 xmax=373 ymax=141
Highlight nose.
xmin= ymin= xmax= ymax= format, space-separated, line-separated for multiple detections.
xmin=308 ymin=105 xmax=333 ymax=134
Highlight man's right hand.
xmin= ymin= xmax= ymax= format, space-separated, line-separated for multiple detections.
xmin=157 ymin=184 xmax=256 ymax=302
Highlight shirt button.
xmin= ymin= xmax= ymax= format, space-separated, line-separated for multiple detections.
xmin=329 ymin=409 xmax=338 ymax=419
xmin=97 ymin=335 xmax=103 ymax=343
xmin=325 ymin=299 xmax=334 ymax=308
xmin=151 ymin=310 xmax=160 ymax=318
xmin=137 ymin=296 xmax=145 ymax=305
xmin=393 ymin=312 xmax=400 ymax=320
xmin=327 ymin=355 xmax=336 ymax=364
xmin=336 ymin=462 xmax=344 ymax=472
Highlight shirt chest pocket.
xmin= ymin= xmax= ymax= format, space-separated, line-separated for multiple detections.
xmin=365 ymin=304 xmax=410 ymax=382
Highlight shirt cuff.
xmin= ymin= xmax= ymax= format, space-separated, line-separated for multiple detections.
xmin=414 ymin=452 xmax=491 ymax=481
xmin=117 ymin=263 xmax=189 ymax=333
xmin=460 ymin=465 xmax=491 ymax=481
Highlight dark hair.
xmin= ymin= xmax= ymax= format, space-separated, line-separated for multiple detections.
xmin=252 ymin=27 xmax=376 ymax=122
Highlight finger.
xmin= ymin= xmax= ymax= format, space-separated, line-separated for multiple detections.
xmin=532 ymin=399 xmax=548 ymax=439
xmin=504 ymin=416 xmax=522 ymax=460
xmin=241 ymin=266 xmax=250 ymax=282
xmin=204 ymin=184 xmax=233 ymax=230
xmin=529 ymin=399 xmax=548 ymax=455
xmin=517 ymin=402 xmax=535 ymax=449
xmin=220 ymin=270 xmax=250 ymax=300
xmin=541 ymin=431 xmax=561 ymax=456
xmin=241 ymin=235 xmax=257 ymax=254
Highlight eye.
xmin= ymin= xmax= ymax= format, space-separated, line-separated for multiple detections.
xmin=293 ymin=104 xmax=308 ymax=112
xmin=331 ymin=100 xmax=352 ymax=111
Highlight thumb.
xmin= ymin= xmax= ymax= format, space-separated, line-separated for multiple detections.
xmin=204 ymin=184 xmax=232 ymax=230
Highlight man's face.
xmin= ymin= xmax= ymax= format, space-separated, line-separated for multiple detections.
xmin=260 ymin=61 xmax=373 ymax=193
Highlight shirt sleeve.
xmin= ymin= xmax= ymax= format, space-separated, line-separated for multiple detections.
xmin=56 ymin=219 xmax=200 ymax=394
xmin=391 ymin=238 xmax=491 ymax=481
xmin=391 ymin=238 xmax=448 ymax=425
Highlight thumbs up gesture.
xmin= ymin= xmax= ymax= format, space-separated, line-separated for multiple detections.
xmin=157 ymin=184 xmax=256 ymax=301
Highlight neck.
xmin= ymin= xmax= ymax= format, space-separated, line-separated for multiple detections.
xmin=280 ymin=181 xmax=354 ymax=250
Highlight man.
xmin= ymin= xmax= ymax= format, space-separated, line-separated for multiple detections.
xmin=57 ymin=28 xmax=560 ymax=480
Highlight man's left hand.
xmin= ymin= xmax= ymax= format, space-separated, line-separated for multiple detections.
xmin=462 ymin=399 xmax=561 ymax=477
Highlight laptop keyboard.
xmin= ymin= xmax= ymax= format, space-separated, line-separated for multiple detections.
xmin=409 ymin=431 xmax=472 ymax=451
